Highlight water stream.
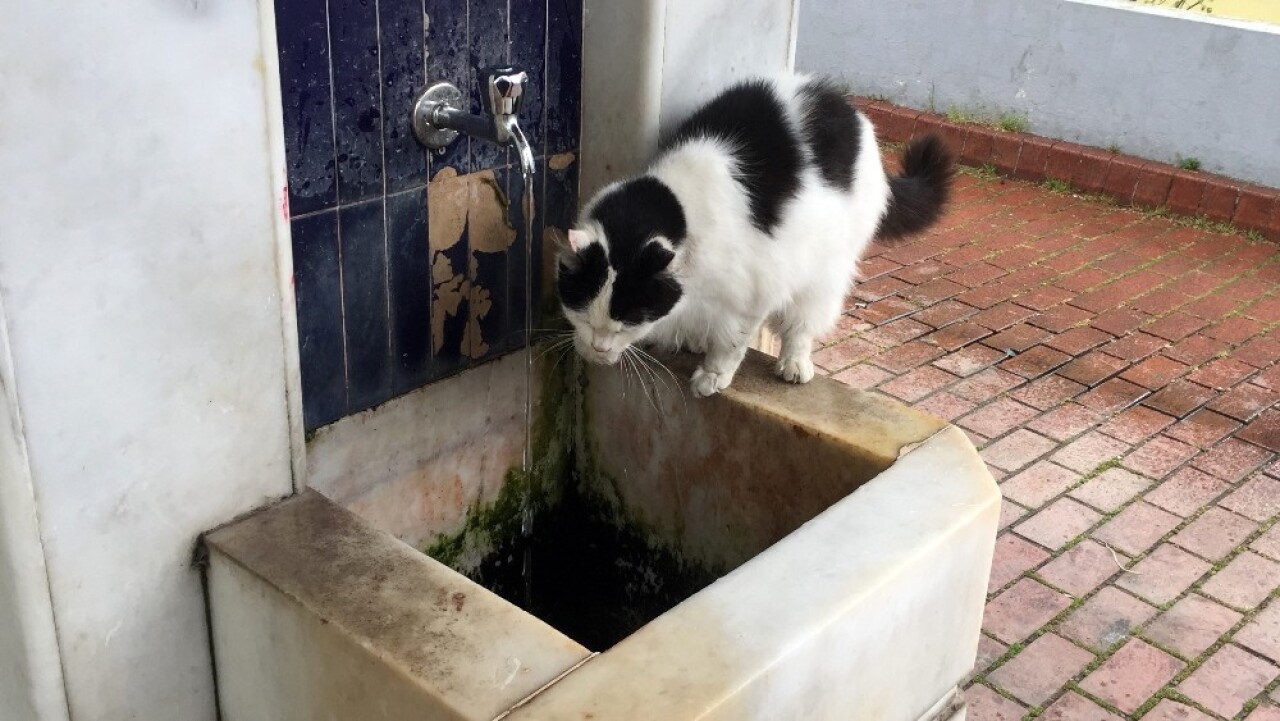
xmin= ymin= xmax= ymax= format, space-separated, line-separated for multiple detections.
xmin=518 ymin=155 xmax=536 ymax=610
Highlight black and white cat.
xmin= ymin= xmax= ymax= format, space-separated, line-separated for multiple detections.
xmin=557 ymin=74 xmax=952 ymax=397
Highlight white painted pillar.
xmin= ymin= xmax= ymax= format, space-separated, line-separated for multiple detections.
xmin=0 ymin=2 xmax=296 ymax=719
xmin=580 ymin=0 xmax=802 ymax=199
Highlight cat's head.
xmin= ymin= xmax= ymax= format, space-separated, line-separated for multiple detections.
xmin=556 ymin=177 xmax=687 ymax=365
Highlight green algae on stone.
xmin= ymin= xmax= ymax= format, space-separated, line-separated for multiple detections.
xmin=423 ymin=348 xmax=720 ymax=649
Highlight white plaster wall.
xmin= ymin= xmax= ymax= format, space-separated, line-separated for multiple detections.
xmin=0 ymin=1 xmax=295 ymax=719
xmin=580 ymin=0 xmax=800 ymax=199
xmin=0 ymin=298 xmax=69 ymax=721
xmin=305 ymin=351 xmax=532 ymax=549
xmin=797 ymin=0 xmax=1280 ymax=187
xmin=659 ymin=1 xmax=801 ymax=131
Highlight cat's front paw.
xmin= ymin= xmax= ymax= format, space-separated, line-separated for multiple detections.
xmin=776 ymin=356 xmax=815 ymax=384
xmin=691 ymin=366 xmax=732 ymax=397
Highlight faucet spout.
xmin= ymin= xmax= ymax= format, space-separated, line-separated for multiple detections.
xmin=411 ymin=66 xmax=534 ymax=178
xmin=502 ymin=115 xmax=537 ymax=179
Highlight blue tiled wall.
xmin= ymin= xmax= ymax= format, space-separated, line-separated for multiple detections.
xmin=276 ymin=0 xmax=582 ymax=431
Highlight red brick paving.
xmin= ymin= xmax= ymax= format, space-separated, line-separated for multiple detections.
xmin=1202 ymin=552 xmax=1280 ymax=609
xmin=965 ymin=684 xmax=1027 ymax=720
xmin=1017 ymin=498 xmax=1102 ymax=550
xmin=1145 ymin=594 xmax=1244 ymax=661
xmin=1237 ymin=603 xmax=1280 ymax=665
xmin=1037 ymin=540 xmax=1124 ymax=598
xmin=989 ymin=633 xmax=1095 ymax=705
xmin=1080 ymin=639 xmax=1185 ymax=714
xmin=1093 ymin=501 xmax=1181 ymax=555
xmin=985 ymin=578 xmax=1074 ymax=643
xmin=826 ymin=165 xmax=1280 ymax=719
xmin=1228 ymin=476 xmax=1280 ymax=525
xmin=1117 ymin=544 xmax=1213 ymax=605
xmin=1041 ymin=691 xmax=1126 ymax=720
xmin=1069 ymin=467 xmax=1150 ymax=513
xmin=1146 ymin=467 xmax=1232 ymax=517
xmin=1179 ymin=645 xmax=1279 ymax=718
xmin=1060 ymin=586 xmax=1157 ymax=652
xmin=1170 ymin=508 xmax=1258 ymax=561
xmin=1145 ymin=700 xmax=1217 ymax=721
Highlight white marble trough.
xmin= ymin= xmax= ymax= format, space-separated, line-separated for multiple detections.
xmin=205 ymin=350 xmax=998 ymax=721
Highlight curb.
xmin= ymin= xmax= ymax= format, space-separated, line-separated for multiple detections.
xmin=854 ymin=97 xmax=1280 ymax=243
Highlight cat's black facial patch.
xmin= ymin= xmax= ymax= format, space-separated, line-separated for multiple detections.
xmin=557 ymin=243 xmax=608 ymax=311
xmin=590 ymin=177 xmax=687 ymax=249
xmin=609 ymin=242 xmax=682 ymax=325
xmin=799 ymin=78 xmax=860 ymax=191
xmin=557 ymin=177 xmax=687 ymax=325
xmin=659 ymin=80 xmax=802 ymax=234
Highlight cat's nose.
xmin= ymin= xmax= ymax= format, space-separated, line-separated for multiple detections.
xmin=591 ymin=338 xmax=610 ymax=353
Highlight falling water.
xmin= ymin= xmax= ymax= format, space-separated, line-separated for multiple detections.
xmin=518 ymin=155 xmax=536 ymax=609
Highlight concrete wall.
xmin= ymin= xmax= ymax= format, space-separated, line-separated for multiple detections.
xmin=0 ymin=2 xmax=296 ymax=719
xmin=797 ymin=0 xmax=1280 ymax=188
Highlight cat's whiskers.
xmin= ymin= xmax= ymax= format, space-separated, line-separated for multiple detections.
xmin=531 ymin=334 xmax=576 ymax=363
xmin=630 ymin=348 xmax=668 ymax=408
xmin=622 ymin=347 xmax=661 ymax=416
xmin=628 ymin=348 xmax=660 ymax=412
xmin=631 ymin=346 xmax=686 ymax=408
xmin=631 ymin=346 xmax=683 ymax=395
xmin=551 ymin=347 xmax=579 ymax=380
xmin=620 ymin=350 xmax=639 ymax=403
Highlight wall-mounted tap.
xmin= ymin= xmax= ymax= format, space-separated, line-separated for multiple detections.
xmin=412 ymin=66 xmax=536 ymax=177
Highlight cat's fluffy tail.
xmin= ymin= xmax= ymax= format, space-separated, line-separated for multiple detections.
xmin=876 ymin=134 xmax=954 ymax=242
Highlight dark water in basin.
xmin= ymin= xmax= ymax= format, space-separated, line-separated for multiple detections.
xmin=463 ymin=481 xmax=719 ymax=650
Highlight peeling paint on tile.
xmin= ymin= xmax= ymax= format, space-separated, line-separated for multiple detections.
xmin=427 ymin=167 xmax=518 ymax=359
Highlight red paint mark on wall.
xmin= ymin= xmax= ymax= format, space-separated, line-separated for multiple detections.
xmin=281 ymin=185 xmax=290 ymax=220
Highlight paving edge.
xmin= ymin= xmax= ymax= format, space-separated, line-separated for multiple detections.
xmin=853 ymin=96 xmax=1280 ymax=243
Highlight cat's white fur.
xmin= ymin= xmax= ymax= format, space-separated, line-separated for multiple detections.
xmin=567 ymin=74 xmax=892 ymax=397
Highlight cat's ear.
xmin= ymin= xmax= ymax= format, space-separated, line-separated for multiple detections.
xmin=556 ymin=228 xmax=583 ymax=273
xmin=650 ymin=236 xmax=684 ymax=274
xmin=567 ymin=229 xmax=591 ymax=252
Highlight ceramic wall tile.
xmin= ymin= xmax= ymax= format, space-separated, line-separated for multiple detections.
xmin=423 ymin=0 xmax=473 ymax=174
xmin=283 ymin=0 xmax=581 ymax=432
xmin=467 ymin=0 xmax=511 ymax=173
xmin=546 ymin=0 xmax=583 ymax=155
xmin=275 ymin=0 xmax=338 ymax=216
xmin=386 ymin=188 xmax=433 ymax=394
xmin=338 ymin=199 xmax=393 ymax=412
xmin=292 ymin=210 xmax=347 ymax=429
xmin=379 ymin=2 xmax=430 ymax=194
xmin=328 ymin=0 xmax=385 ymax=202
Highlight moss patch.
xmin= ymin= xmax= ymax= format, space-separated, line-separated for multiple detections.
xmin=464 ymin=476 xmax=718 ymax=650
xmin=423 ymin=348 xmax=719 ymax=650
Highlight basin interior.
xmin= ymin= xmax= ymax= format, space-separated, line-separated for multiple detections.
xmin=420 ymin=349 xmax=948 ymax=651
xmin=448 ymin=473 xmax=720 ymax=650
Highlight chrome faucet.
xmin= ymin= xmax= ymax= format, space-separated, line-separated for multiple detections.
xmin=411 ymin=66 xmax=536 ymax=177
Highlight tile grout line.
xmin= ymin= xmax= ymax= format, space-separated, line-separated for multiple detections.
xmin=373 ymin=0 xmax=393 ymax=394
xmin=321 ymin=0 xmax=352 ymax=411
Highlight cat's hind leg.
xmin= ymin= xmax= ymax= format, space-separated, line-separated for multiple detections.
xmin=773 ymin=290 xmax=844 ymax=384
